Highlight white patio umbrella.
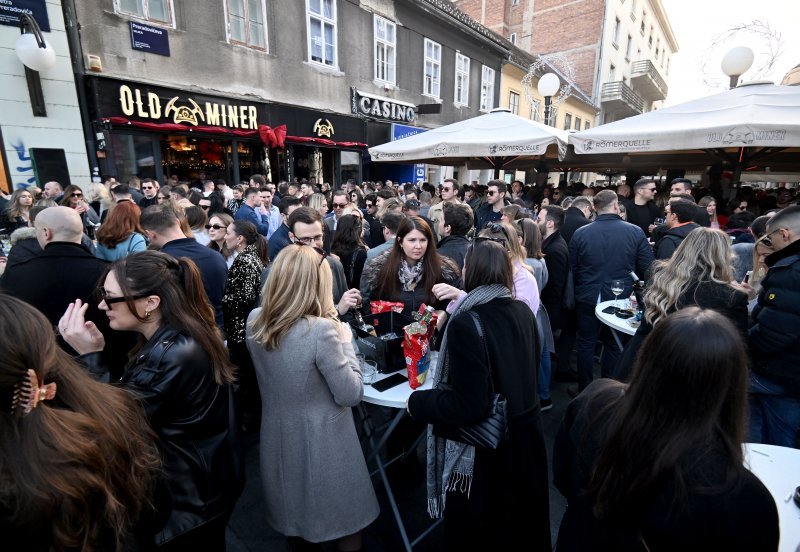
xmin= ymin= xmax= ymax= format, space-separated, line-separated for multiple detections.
xmin=565 ymin=82 xmax=800 ymax=174
xmin=368 ymin=108 xmax=569 ymax=170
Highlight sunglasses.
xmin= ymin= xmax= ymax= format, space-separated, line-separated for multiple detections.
xmin=486 ymin=190 xmax=498 ymax=196
xmin=296 ymin=242 xmax=326 ymax=267
xmin=98 ymin=287 xmax=150 ymax=306
xmin=71 ymin=192 xmax=83 ymax=197
xmin=199 ymin=205 xmax=211 ymax=210
xmin=758 ymin=228 xmax=783 ymax=248
xmin=205 ymin=224 xmax=226 ymax=230
xmin=142 ymin=186 xmax=154 ymax=190
xmin=332 ymin=203 xmax=347 ymax=208
xmin=470 ymin=235 xmax=508 ymax=253
xmin=442 ymin=187 xmax=453 ymax=192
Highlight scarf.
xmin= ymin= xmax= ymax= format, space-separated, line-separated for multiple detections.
xmin=426 ymin=283 xmax=512 ymax=518
xmin=398 ymin=258 xmax=424 ymax=291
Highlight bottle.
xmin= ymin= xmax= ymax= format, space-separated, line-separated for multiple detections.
xmin=632 ymin=280 xmax=646 ymax=312
xmin=353 ymin=309 xmax=376 ymax=337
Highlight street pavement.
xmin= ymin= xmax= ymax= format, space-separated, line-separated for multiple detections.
xmin=226 ymin=373 xmax=575 ymax=551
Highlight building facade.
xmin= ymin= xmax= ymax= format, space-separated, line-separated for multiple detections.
xmin=453 ymin=0 xmax=678 ymax=124
xmin=0 ymin=0 xmax=90 ymax=192
xmin=66 ymin=0 xmax=508 ymax=186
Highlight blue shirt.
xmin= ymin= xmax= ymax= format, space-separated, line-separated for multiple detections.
xmin=235 ymin=203 xmax=270 ymax=236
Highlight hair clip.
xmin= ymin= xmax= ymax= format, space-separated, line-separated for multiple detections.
xmin=11 ymin=369 xmax=57 ymax=416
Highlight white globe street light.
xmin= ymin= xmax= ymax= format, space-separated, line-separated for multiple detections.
xmin=721 ymin=46 xmax=754 ymax=89
xmin=15 ymin=13 xmax=55 ymax=117
xmin=15 ymin=32 xmax=56 ymax=72
xmin=537 ymin=72 xmax=560 ymax=127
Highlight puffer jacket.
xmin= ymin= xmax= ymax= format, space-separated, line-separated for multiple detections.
xmin=749 ymin=239 xmax=800 ymax=396
xmin=82 ymin=325 xmax=244 ymax=546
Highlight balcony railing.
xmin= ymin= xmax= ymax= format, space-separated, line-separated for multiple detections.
xmin=630 ymin=59 xmax=668 ymax=100
xmin=601 ymin=81 xmax=645 ymax=115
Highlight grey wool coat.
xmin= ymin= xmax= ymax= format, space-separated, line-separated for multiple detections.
xmin=246 ymin=311 xmax=379 ymax=542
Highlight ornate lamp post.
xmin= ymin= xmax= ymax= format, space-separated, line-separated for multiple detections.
xmin=537 ymin=73 xmax=560 ymax=127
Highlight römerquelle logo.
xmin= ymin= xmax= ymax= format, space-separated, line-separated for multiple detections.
xmin=488 ymin=144 xmax=542 ymax=154
xmin=583 ymin=138 xmax=653 ymax=152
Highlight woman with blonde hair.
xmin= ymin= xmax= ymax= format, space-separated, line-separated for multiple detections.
xmin=615 ymin=227 xmax=749 ymax=380
xmin=308 ymin=192 xmax=329 ymax=218
xmin=247 ymin=245 xmax=378 ymax=550
xmin=206 ymin=212 xmax=235 ymax=267
xmin=375 ymin=196 xmax=402 ymax=221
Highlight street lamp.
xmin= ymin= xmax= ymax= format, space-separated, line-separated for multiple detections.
xmin=721 ymin=46 xmax=754 ymax=89
xmin=537 ymin=72 xmax=560 ymax=127
xmin=15 ymin=13 xmax=56 ymax=117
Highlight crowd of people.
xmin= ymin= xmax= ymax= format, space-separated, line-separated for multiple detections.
xmin=0 ymin=171 xmax=797 ymax=551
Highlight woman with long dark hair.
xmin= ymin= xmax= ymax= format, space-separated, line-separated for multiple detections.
xmin=0 ymin=294 xmax=160 ymax=551
xmin=60 ymin=184 xmax=100 ymax=234
xmin=2 ymin=188 xmax=34 ymax=231
xmin=222 ymin=219 xmax=269 ymax=432
xmin=59 ymin=251 xmax=243 ymax=550
xmin=408 ymin=240 xmax=550 ymax=550
xmin=554 ymin=308 xmax=778 ymax=550
xmin=360 ymin=216 xmax=460 ymax=315
xmin=330 ymin=214 xmax=368 ymax=290
xmin=95 ymin=201 xmax=147 ymax=261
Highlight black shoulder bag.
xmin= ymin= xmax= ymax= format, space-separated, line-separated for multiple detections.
xmin=433 ymin=311 xmax=509 ymax=449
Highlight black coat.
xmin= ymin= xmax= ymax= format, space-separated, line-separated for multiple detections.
xmin=749 ymin=239 xmax=800 ymax=396
xmin=81 ymin=325 xmax=244 ymax=546
xmin=560 ymin=207 xmax=591 ymax=244
xmin=615 ymin=281 xmax=749 ymax=381
xmin=408 ymin=299 xmax=551 ymax=550
xmin=541 ymin=231 xmax=569 ymax=330
xmin=553 ymin=379 xmax=778 ymax=551
xmin=654 ymin=222 xmax=701 ymax=260
xmin=437 ymin=234 xmax=470 ymax=271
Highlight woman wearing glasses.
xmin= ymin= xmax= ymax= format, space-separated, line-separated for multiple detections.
xmin=58 ymin=251 xmax=244 ymax=551
xmin=247 ymin=244 xmax=378 ymax=550
xmin=361 ymin=216 xmax=461 ymax=316
xmin=95 ymin=201 xmax=147 ymax=261
xmin=206 ymin=213 xmax=236 ymax=268
xmin=60 ymin=184 xmax=100 ymax=235
xmin=614 ymin=228 xmax=749 ymax=381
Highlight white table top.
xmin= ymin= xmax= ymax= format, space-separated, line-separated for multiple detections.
xmin=744 ymin=443 xmax=800 ymax=552
xmin=595 ymin=299 xmax=638 ymax=336
xmin=362 ymin=351 xmax=437 ymax=408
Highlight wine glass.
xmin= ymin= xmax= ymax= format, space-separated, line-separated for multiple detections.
xmin=610 ymin=279 xmax=625 ymax=312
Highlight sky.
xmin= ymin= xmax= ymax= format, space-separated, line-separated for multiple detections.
xmin=660 ymin=0 xmax=800 ymax=105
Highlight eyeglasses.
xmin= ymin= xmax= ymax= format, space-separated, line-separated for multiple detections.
xmin=294 ymin=234 xmax=324 ymax=246
xmin=758 ymin=228 xmax=784 ymax=248
xmin=296 ymin=242 xmax=326 ymax=267
xmin=205 ymin=224 xmax=226 ymax=230
xmin=332 ymin=203 xmax=347 ymax=209
xmin=71 ymin=192 xmax=83 ymax=197
xmin=98 ymin=287 xmax=150 ymax=306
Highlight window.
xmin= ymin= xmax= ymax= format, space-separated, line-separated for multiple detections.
xmin=509 ymin=32 xmax=517 ymax=45
xmin=529 ymin=99 xmax=540 ymax=121
xmin=116 ymin=0 xmax=173 ymax=25
xmin=564 ymin=113 xmax=572 ymax=130
xmin=307 ymin=0 xmax=337 ymax=67
xmin=608 ymin=64 xmax=616 ymax=82
xmin=374 ymin=16 xmax=396 ymax=84
xmin=613 ymin=17 xmax=621 ymax=47
xmin=480 ymin=65 xmax=495 ymax=112
xmin=584 ymin=120 xmax=591 ymax=130
xmin=423 ymin=38 xmax=441 ymax=98
xmin=575 ymin=116 xmax=581 ymax=130
xmin=227 ymin=0 xmax=267 ymax=49
xmin=626 ymin=35 xmax=632 ymax=59
xmin=508 ymin=91 xmax=520 ymax=115
xmin=454 ymin=53 xmax=470 ymax=105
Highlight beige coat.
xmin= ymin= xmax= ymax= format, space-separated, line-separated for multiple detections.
xmin=246 ymin=311 xmax=379 ymax=542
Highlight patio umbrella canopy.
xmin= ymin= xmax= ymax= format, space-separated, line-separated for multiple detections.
xmin=368 ymin=108 xmax=568 ymax=170
xmin=564 ymin=82 xmax=800 ymax=173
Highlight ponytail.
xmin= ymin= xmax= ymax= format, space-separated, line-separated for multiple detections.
xmin=254 ymin=234 xmax=269 ymax=265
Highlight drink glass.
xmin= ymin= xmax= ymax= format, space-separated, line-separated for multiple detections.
xmin=610 ymin=279 xmax=625 ymax=312
xmin=363 ymin=360 xmax=378 ymax=385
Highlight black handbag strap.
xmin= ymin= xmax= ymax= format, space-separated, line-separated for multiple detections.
xmin=467 ymin=311 xmax=498 ymax=394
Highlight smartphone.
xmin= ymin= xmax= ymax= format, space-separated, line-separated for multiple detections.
xmin=371 ymin=373 xmax=408 ymax=392
xmin=602 ymin=306 xmax=618 ymax=314
xmin=743 ymin=270 xmax=753 ymax=284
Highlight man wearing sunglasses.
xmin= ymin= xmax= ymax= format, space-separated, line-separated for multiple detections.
xmin=137 ymin=178 xmax=160 ymax=209
xmin=749 ymin=205 xmax=800 ymax=448
xmin=474 ymin=180 xmax=507 ymax=231
xmin=627 ymin=178 xmax=661 ymax=237
xmin=324 ymin=190 xmax=349 ymax=234
xmin=427 ymin=178 xmax=460 ymax=242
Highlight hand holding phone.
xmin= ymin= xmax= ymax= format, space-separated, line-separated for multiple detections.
xmin=743 ymin=270 xmax=753 ymax=284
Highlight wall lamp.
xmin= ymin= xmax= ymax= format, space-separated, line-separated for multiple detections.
xmin=15 ymin=13 xmax=56 ymax=117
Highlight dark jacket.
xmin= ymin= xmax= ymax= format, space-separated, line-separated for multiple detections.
xmin=615 ymin=281 xmax=748 ymax=381
xmin=553 ymin=379 xmax=778 ymax=551
xmin=234 ymin=203 xmax=270 ymax=235
xmin=0 ymin=213 xmax=29 ymax=232
xmin=625 ymin=201 xmax=661 ymax=237
xmin=749 ymin=239 xmax=800 ymax=396
xmin=408 ymin=299 xmax=550 ymax=550
xmin=4 ymin=226 xmax=41 ymax=270
xmin=161 ymin=238 xmax=228 ymax=329
xmin=541 ymin=231 xmax=569 ymax=330
xmin=81 ymin=326 xmax=244 ymax=546
xmin=437 ymin=234 xmax=470 ymax=271
xmin=569 ymin=214 xmax=654 ymax=305
xmin=267 ymin=224 xmax=292 ymax=262
xmin=654 ymin=222 xmax=701 ymax=260
xmin=222 ymin=244 xmax=265 ymax=345
xmin=474 ymin=203 xmax=502 ymax=231
xmin=561 ymin=207 xmax=591 ymax=244
xmin=365 ymin=213 xmax=385 ymax=249
xmin=137 ymin=196 xmax=159 ymax=210
xmin=339 ymin=247 xmax=368 ymax=291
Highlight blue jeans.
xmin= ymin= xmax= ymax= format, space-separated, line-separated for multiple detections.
xmin=575 ymin=302 xmax=621 ymax=391
xmin=749 ymin=373 xmax=800 ymax=448
xmin=538 ymin=340 xmax=551 ymax=401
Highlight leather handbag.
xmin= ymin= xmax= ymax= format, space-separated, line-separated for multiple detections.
xmin=433 ymin=311 xmax=509 ymax=449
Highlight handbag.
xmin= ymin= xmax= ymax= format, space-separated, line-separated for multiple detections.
xmin=433 ymin=311 xmax=509 ymax=449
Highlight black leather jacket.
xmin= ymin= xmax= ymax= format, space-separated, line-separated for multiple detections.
xmin=83 ymin=325 xmax=244 ymax=546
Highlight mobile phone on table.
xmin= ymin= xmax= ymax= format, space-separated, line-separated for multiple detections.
xmin=371 ymin=373 xmax=408 ymax=392
xmin=743 ymin=270 xmax=753 ymax=284
xmin=602 ymin=306 xmax=618 ymax=314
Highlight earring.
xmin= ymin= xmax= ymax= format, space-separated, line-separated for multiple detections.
xmin=145 ymin=310 xmax=151 ymax=320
